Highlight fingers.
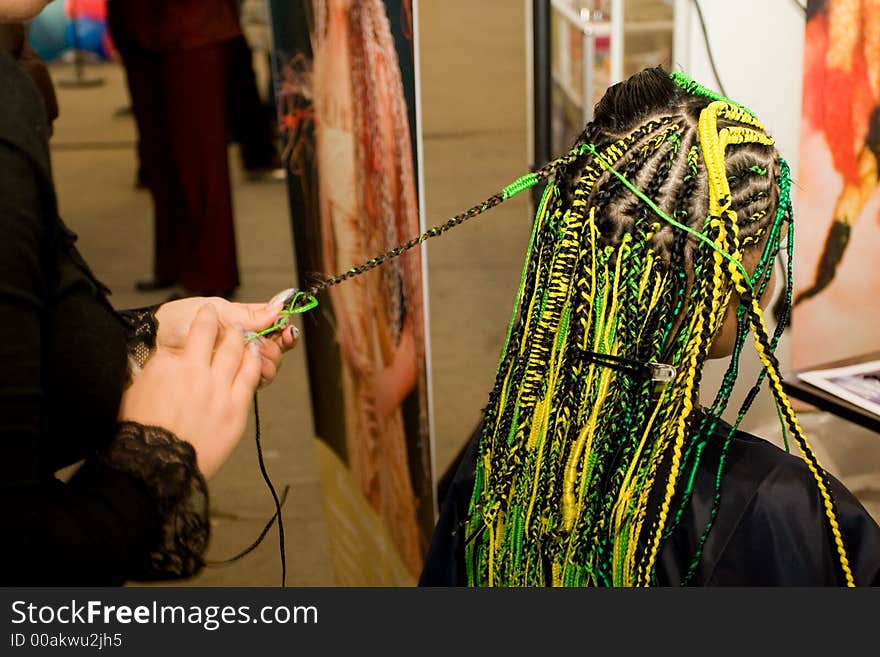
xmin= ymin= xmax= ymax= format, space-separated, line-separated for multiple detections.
xmin=266 ymin=323 xmax=300 ymax=353
xmin=211 ymin=323 xmax=246 ymax=383
xmin=212 ymin=297 xmax=302 ymax=384
xmin=255 ymin=326 xmax=301 ymax=387
xmin=222 ymin=287 xmax=297 ymax=334
xmin=232 ymin=340 xmax=263 ymax=401
xmin=280 ymin=324 xmax=300 ymax=352
xmin=183 ymin=304 xmax=221 ymax=365
xmin=269 ymin=287 xmax=296 ymax=306
xmin=259 ymin=358 xmax=277 ymax=389
xmin=250 ymin=336 xmax=282 ymax=387
xmin=258 ymin=337 xmax=283 ymax=372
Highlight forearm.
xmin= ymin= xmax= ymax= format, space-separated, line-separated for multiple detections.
xmin=0 ymin=422 xmax=209 ymax=586
xmin=0 ymin=458 xmax=159 ymax=585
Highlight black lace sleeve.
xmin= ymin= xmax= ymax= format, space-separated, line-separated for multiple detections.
xmin=100 ymin=421 xmax=210 ymax=580
xmin=117 ymin=305 xmax=160 ymax=372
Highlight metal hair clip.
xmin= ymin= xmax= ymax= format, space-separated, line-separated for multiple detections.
xmin=582 ymin=351 xmax=676 ymax=384
xmin=648 ymin=362 xmax=677 ymax=383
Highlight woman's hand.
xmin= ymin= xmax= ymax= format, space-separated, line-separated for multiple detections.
xmin=154 ymin=290 xmax=300 ymax=387
xmin=119 ymin=304 xmax=263 ymax=479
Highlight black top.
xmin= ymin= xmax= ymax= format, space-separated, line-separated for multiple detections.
xmin=0 ymin=51 xmax=207 ymax=585
xmin=421 ymin=417 xmax=880 ymax=586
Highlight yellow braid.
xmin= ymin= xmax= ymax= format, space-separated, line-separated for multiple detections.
xmin=617 ymin=271 xmax=675 ymax=584
xmin=639 ymin=306 xmax=706 ymax=584
xmin=745 ymin=299 xmax=855 ymax=586
xmin=699 ymin=101 xmax=855 ymax=587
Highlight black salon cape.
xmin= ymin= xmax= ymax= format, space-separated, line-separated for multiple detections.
xmin=420 ymin=417 xmax=880 ymax=586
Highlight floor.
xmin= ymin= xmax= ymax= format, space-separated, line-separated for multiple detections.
xmin=46 ymin=1 xmax=878 ymax=587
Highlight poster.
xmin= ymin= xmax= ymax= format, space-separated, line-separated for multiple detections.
xmin=799 ymin=359 xmax=880 ymax=417
xmin=793 ymin=0 xmax=880 ymax=368
xmin=269 ymin=0 xmax=434 ymax=585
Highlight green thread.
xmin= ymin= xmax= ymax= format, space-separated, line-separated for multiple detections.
xmin=248 ymin=291 xmax=318 ymax=341
xmin=581 ymin=142 xmax=754 ymax=290
xmin=502 ymin=173 xmax=540 ymax=200
xmin=669 ymin=70 xmax=756 ymax=117
xmin=679 ymin=157 xmax=793 ymax=584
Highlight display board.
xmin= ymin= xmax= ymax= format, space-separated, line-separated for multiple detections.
xmin=793 ymin=0 xmax=880 ymax=368
xmin=269 ymin=0 xmax=434 ymax=585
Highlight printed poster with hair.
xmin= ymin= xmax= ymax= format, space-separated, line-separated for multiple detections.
xmin=793 ymin=0 xmax=880 ymax=368
xmin=268 ymin=0 xmax=434 ymax=584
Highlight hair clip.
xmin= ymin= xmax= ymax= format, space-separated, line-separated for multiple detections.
xmin=648 ymin=362 xmax=677 ymax=383
xmin=582 ymin=351 xmax=676 ymax=384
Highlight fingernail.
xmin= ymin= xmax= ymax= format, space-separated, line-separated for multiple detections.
xmin=269 ymin=287 xmax=296 ymax=309
xmin=289 ymin=326 xmax=300 ymax=340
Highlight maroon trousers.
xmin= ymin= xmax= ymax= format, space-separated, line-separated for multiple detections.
xmin=121 ymin=42 xmax=239 ymax=294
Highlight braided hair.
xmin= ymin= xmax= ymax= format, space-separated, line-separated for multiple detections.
xmin=463 ymin=67 xmax=854 ymax=587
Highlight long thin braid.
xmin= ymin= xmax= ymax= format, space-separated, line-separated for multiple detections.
xmin=698 ymin=101 xmax=854 ymax=586
xmin=676 ymin=159 xmax=789 ymax=581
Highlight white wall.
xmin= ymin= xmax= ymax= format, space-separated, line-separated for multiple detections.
xmin=679 ymin=0 xmax=806 ymax=174
xmin=677 ymin=0 xmax=806 ymax=432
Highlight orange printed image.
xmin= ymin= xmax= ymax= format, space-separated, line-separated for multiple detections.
xmin=793 ymin=0 xmax=880 ymax=367
xmin=271 ymin=0 xmax=434 ymax=585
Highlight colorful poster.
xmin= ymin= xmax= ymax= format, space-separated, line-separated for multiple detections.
xmin=268 ymin=0 xmax=434 ymax=585
xmin=793 ymin=0 xmax=880 ymax=367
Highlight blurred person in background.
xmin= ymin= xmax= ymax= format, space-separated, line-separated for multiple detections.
xmin=229 ymin=0 xmax=283 ymax=180
xmin=107 ymin=0 xmax=242 ymax=299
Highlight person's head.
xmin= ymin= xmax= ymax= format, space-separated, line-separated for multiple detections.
xmin=570 ymin=66 xmax=784 ymax=360
xmin=464 ymin=67 xmax=851 ymax=587
xmin=0 ymin=1 xmax=51 ymax=22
